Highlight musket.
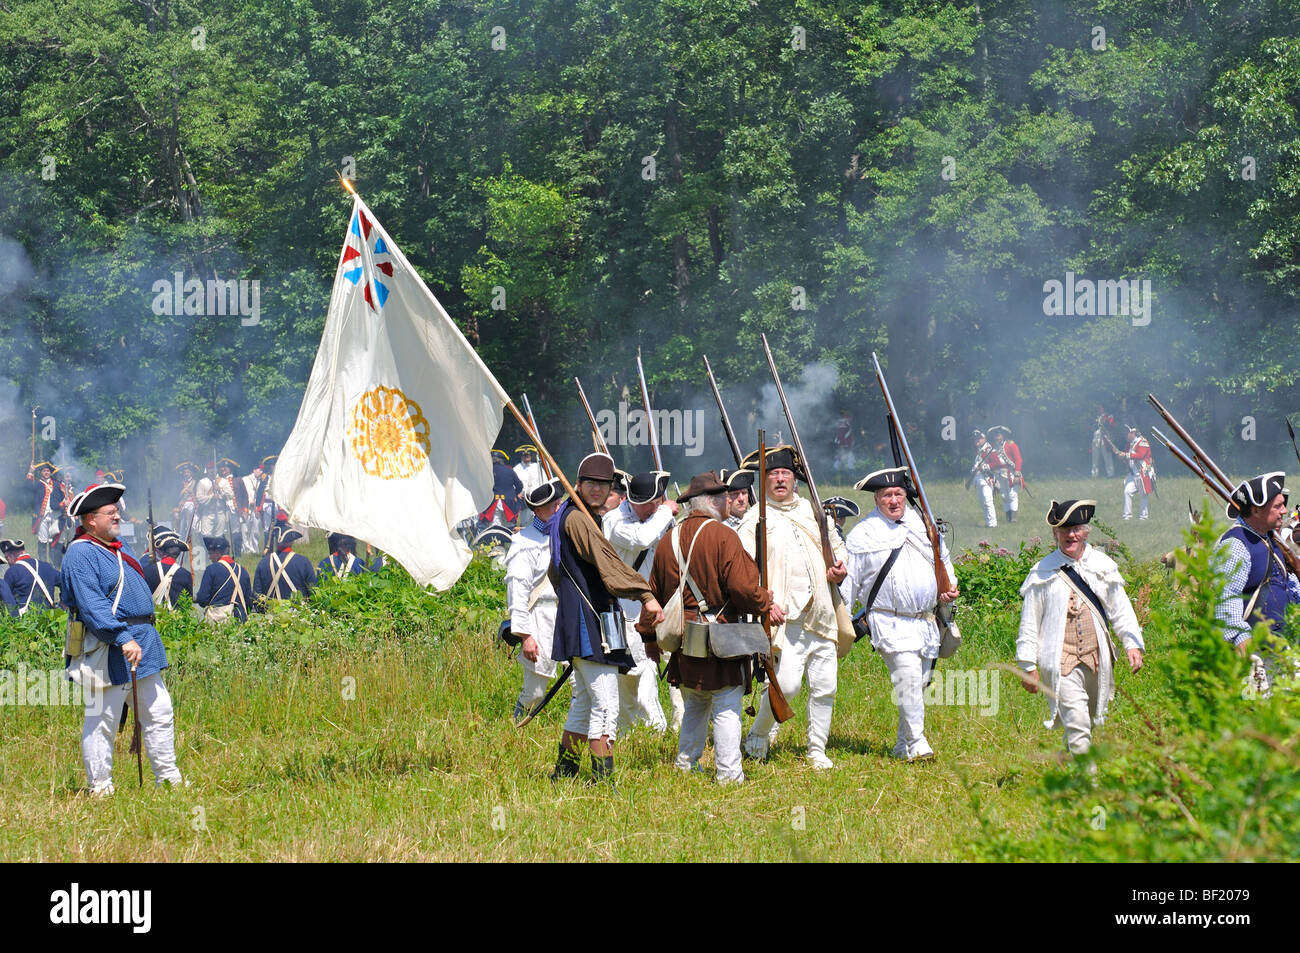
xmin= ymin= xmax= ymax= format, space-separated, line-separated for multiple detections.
xmin=147 ymin=488 xmax=157 ymax=561
xmin=514 ymin=663 xmax=573 ymax=728
xmin=871 ymin=353 xmax=953 ymax=597
xmin=129 ymin=664 xmax=143 ymax=786
xmin=1149 ymin=426 xmax=1231 ymax=501
xmin=574 ymin=377 xmax=610 ymax=455
xmin=1147 ymin=394 xmax=1233 ymax=495
xmin=636 ymin=348 xmax=663 ymax=471
xmin=756 ymin=429 xmax=795 ymax=723
xmin=760 ymin=335 xmax=855 ymax=650
xmin=522 ymin=392 xmax=553 ymax=478
xmin=703 ymin=355 xmax=744 ymax=467
xmin=30 ymin=406 xmax=37 ymax=467
xmin=1287 ymin=417 xmax=1300 ymax=474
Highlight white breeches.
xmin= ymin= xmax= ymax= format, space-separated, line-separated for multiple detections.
xmin=82 ymin=673 xmax=182 ymax=793
xmin=1123 ymin=475 xmax=1149 ymax=518
xmin=977 ymin=481 xmax=997 ymax=527
xmin=676 ymin=685 xmax=744 ymax=783
xmin=563 ymin=657 xmax=620 ymax=741
xmin=746 ymin=622 xmax=837 ymax=759
xmin=617 ymin=621 xmax=666 ymax=731
xmin=994 ymin=471 xmax=1018 ymax=513
xmin=1055 ymin=664 xmax=1100 ymax=754
xmin=882 ymin=650 xmax=930 ymax=756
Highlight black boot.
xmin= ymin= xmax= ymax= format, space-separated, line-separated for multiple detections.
xmin=549 ymin=743 xmax=580 ymax=781
xmin=1010 ymin=510 xmax=1018 ymax=523
xmin=590 ymin=755 xmax=616 ymax=790
xmin=1004 ymin=510 xmax=1013 ymax=525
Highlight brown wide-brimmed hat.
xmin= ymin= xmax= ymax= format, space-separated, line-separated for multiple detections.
xmin=676 ymin=472 xmax=729 ymax=503
xmin=577 ymin=452 xmax=616 ymax=482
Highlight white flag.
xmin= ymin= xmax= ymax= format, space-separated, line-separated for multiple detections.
xmin=273 ymin=194 xmax=510 ymax=589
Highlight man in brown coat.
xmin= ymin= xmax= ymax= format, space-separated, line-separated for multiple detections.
xmin=640 ymin=472 xmax=783 ymax=783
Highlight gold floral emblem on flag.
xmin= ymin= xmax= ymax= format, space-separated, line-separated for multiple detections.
xmin=347 ymin=386 xmax=432 ymax=479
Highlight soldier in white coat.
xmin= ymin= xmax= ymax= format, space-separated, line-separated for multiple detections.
xmin=739 ymin=446 xmax=848 ymax=770
xmin=842 ymin=468 xmax=959 ymax=761
xmin=1018 ymin=500 xmax=1145 ymax=755
xmin=507 ymin=480 xmax=564 ymax=719
xmin=603 ymin=469 xmax=676 ymax=732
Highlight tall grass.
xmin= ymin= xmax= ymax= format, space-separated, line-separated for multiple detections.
xmin=0 ymin=486 xmax=1292 ymax=861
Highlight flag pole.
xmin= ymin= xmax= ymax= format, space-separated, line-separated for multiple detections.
xmin=506 ymin=401 xmax=599 ymax=523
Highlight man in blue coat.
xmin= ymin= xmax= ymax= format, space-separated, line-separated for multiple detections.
xmin=195 ymin=536 xmax=253 ymax=622
xmin=61 ymin=483 xmax=184 ymax=795
xmin=255 ymin=527 xmax=317 ymax=603
xmin=1 ymin=538 xmax=59 ymax=615
xmin=318 ymin=533 xmax=369 ymax=578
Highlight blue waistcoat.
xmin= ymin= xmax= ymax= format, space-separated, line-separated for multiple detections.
xmin=550 ymin=507 xmax=632 ymax=671
xmin=1223 ymin=525 xmax=1292 ymax=634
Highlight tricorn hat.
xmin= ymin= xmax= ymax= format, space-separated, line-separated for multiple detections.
xmin=175 ymin=461 xmax=197 ymax=474
xmin=68 ymin=483 xmax=125 ymax=518
xmin=676 ymin=471 xmax=729 ymax=503
xmin=1227 ymin=471 xmax=1288 ymax=519
xmin=823 ymin=496 xmax=861 ymax=520
xmin=525 ymin=479 xmax=565 ymax=509
xmin=156 ymin=534 xmax=188 ymax=553
xmin=217 ymin=457 xmax=239 ymax=471
xmin=612 ymin=468 xmax=632 ymax=495
xmin=718 ymin=468 xmax=755 ymax=492
xmin=577 ymin=452 xmax=616 ymax=483
xmin=327 ymin=532 xmax=356 ymax=552
xmin=151 ymin=524 xmax=174 ymax=541
xmin=1046 ymin=499 xmax=1097 ymax=528
xmin=854 ymin=467 xmax=913 ymax=494
xmin=260 ymin=455 xmax=277 ymax=470
xmin=628 ymin=470 xmax=671 ymax=505
xmin=987 ymin=425 xmax=1012 ymax=440
xmin=0 ymin=539 xmax=25 ymax=554
xmin=740 ymin=445 xmax=805 ymax=481
xmin=515 ymin=444 xmax=538 ymax=455
xmin=202 ymin=535 xmax=230 ymax=553
xmin=472 ymin=526 xmax=514 ymax=551
xmin=491 ymin=448 xmax=510 ymax=463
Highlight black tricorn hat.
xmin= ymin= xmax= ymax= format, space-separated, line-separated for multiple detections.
xmin=823 ymin=496 xmax=861 ymax=520
xmin=69 ymin=483 xmax=125 ymax=518
xmin=202 ymin=535 xmax=230 ymax=553
xmin=740 ymin=445 xmax=805 ymax=481
xmin=628 ymin=470 xmax=671 ymax=505
xmin=677 ymin=471 xmax=729 ymax=503
xmin=273 ymin=527 xmax=304 ymax=548
xmin=1227 ymin=471 xmax=1288 ymax=519
xmin=327 ymin=532 xmax=356 ymax=552
xmin=151 ymin=524 xmax=174 ymax=541
xmin=987 ymin=425 xmax=1012 ymax=440
xmin=0 ymin=539 xmax=26 ymax=553
xmin=854 ymin=467 xmax=913 ymax=494
xmin=156 ymin=534 xmax=188 ymax=553
xmin=472 ymin=526 xmax=514 ymax=551
xmin=525 ymin=479 xmax=565 ymax=509
xmin=491 ymin=448 xmax=510 ymax=463
xmin=612 ymin=468 xmax=632 ymax=495
xmin=718 ymin=468 xmax=755 ymax=492
xmin=1046 ymin=499 xmax=1097 ymax=528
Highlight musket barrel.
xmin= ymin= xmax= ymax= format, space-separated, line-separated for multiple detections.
xmin=574 ymin=377 xmax=610 ymax=455
xmin=703 ymin=355 xmax=743 ymax=467
xmin=1147 ymin=394 xmax=1235 ymax=494
xmin=636 ymin=349 xmax=663 ymax=470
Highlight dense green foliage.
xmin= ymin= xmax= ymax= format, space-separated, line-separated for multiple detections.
xmin=968 ymin=512 xmax=1300 ymax=861
xmin=3 ymin=0 xmax=1300 ymax=490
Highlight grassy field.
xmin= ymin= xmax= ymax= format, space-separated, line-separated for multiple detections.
xmin=0 ymin=478 xmax=1291 ymax=862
